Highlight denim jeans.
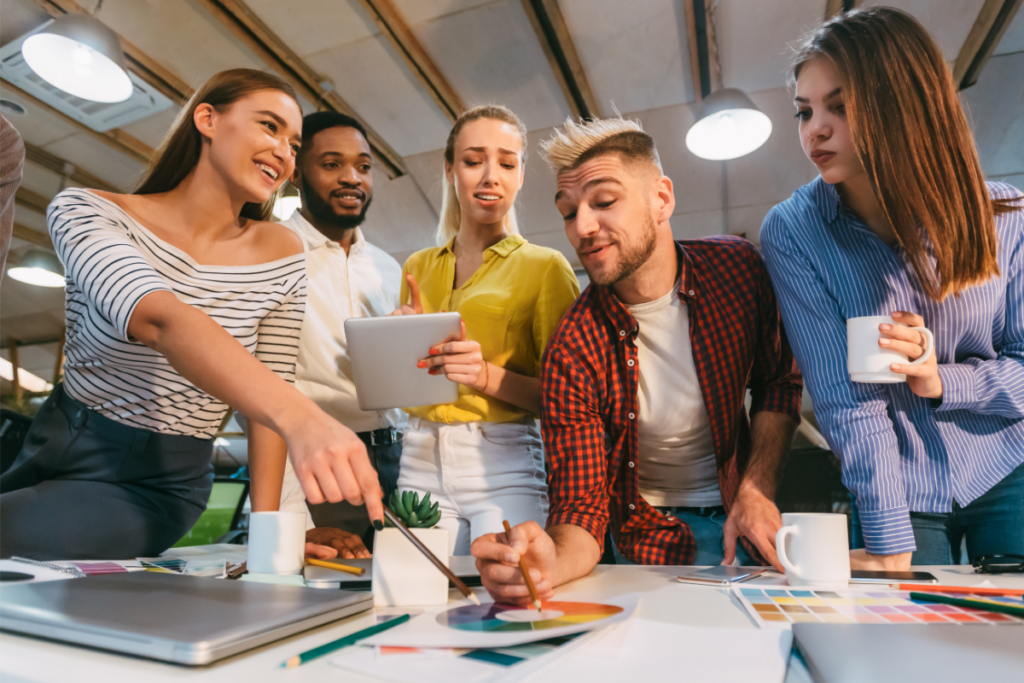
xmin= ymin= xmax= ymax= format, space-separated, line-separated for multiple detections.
xmin=851 ymin=460 xmax=1024 ymax=565
xmin=612 ymin=505 xmax=756 ymax=565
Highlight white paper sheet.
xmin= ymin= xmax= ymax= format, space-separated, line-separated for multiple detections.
xmin=333 ymin=646 xmax=501 ymax=683
xmin=362 ymin=594 xmax=640 ymax=649
xmin=488 ymin=619 xmax=794 ymax=683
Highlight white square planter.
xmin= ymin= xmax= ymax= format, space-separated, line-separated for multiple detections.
xmin=372 ymin=527 xmax=450 ymax=607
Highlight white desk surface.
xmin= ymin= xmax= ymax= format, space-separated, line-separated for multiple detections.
xmin=2 ymin=565 xmax=1021 ymax=683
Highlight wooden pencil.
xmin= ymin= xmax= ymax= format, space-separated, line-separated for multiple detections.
xmin=909 ymin=592 xmax=1024 ymax=618
xmin=897 ymin=583 xmax=1024 ymax=597
xmin=281 ymin=614 xmax=410 ymax=668
xmin=305 ymin=557 xmax=366 ymax=576
xmin=382 ymin=505 xmax=480 ymax=606
xmin=503 ymin=520 xmax=542 ymax=613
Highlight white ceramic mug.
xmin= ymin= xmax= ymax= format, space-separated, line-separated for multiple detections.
xmin=775 ymin=513 xmax=850 ymax=589
xmin=247 ymin=511 xmax=306 ymax=575
xmin=847 ymin=315 xmax=934 ymax=383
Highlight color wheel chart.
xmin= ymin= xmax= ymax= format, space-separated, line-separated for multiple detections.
xmin=438 ymin=602 xmax=623 ymax=633
xmin=735 ymin=587 xmax=1024 ymax=628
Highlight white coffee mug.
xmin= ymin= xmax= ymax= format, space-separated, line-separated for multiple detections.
xmin=775 ymin=513 xmax=850 ymax=589
xmin=847 ymin=315 xmax=934 ymax=383
xmin=247 ymin=511 xmax=305 ymax=575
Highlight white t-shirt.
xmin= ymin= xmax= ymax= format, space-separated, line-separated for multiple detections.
xmin=626 ymin=281 xmax=722 ymax=507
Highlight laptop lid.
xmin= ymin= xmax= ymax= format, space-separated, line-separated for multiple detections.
xmin=345 ymin=313 xmax=462 ymax=411
xmin=0 ymin=572 xmax=372 ymax=665
xmin=793 ymin=623 xmax=1024 ymax=682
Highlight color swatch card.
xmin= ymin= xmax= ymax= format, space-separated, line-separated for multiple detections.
xmin=735 ymin=586 xmax=1024 ymax=628
xmin=70 ymin=561 xmax=129 ymax=575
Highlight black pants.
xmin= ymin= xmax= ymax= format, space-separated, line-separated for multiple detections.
xmin=0 ymin=385 xmax=213 ymax=560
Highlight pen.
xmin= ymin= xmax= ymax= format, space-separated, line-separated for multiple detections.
xmin=503 ymin=520 xmax=542 ymax=613
xmin=909 ymin=592 xmax=1024 ymax=618
xmin=305 ymin=558 xmax=366 ymax=576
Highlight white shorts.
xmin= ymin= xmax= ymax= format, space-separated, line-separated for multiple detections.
xmin=397 ymin=417 xmax=548 ymax=555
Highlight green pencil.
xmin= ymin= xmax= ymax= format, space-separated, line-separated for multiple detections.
xmin=281 ymin=613 xmax=411 ymax=669
xmin=909 ymin=592 xmax=1024 ymax=619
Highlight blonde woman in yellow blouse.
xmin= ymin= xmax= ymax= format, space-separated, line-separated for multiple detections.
xmin=398 ymin=105 xmax=580 ymax=555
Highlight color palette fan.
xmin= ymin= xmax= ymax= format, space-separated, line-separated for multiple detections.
xmin=438 ymin=601 xmax=624 ymax=633
xmin=735 ymin=587 xmax=1024 ymax=628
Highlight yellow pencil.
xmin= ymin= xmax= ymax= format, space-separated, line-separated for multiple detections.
xmin=305 ymin=557 xmax=366 ymax=576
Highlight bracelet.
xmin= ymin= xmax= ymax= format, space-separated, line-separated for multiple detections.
xmin=480 ymin=361 xmax=490 ymax=394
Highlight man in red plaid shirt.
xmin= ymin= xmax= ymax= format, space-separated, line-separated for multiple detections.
xmin=472 ymin=117 xmax=802 ymax=605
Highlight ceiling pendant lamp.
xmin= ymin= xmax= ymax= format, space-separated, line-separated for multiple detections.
xmin=7 ymin=250 xmax=66 ymax=288
xmin=685 ymin=88 xmax=772 ymax=161
xmin=21 ymin=13 xmax=133 ymax=103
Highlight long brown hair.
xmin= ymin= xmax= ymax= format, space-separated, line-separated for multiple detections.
xmin=793 ymin=7 xmax=1017 ymax=300
xmin=134 ymin=68 xmax=299 ymax=222
xmin=436 ymin=104 xmax=528 ymax=246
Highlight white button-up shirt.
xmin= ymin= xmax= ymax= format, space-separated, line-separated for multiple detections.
xmin=277 ymin=211 xmax=405 ymax=521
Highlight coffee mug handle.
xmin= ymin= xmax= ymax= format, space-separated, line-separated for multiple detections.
xmin=905 ymin=327 xmax=934 ymax=366
xmin=775 ymin=525 xmax=800 ymax=578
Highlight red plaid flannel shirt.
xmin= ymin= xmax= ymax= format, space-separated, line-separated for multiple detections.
xmin=542 ymin=237 xmax=802 ymax=565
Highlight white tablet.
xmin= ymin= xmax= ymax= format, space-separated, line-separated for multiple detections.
xmin=345 ymin=312 xmax=462 ymax=410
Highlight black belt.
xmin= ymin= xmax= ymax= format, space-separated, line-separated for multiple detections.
xmin=357 ymin=427 xmax=400 ymax=447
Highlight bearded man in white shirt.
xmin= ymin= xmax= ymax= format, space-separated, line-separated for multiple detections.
xmin=278 ymin=112 xmax=405 ymax=558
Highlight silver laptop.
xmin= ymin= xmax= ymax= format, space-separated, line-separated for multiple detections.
xmin=793 ymin=623 xmax=1024 ymax=682
xmin=345 ymin=312 xmax=462 ymax=410
xmin=0 ymin=572 xmax=372 ymax=665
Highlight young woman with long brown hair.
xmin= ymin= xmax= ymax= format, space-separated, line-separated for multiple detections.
xmin=760 ymin=8 xmax=1024 ymax=569
xmin=396 ymin=105 xmax=580 ymax=555
xmin=0 ymin=69 xmax=383 ymax=560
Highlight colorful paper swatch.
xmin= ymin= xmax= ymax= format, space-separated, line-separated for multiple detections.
xmin=735 ymin=587 xmax=1024 ymax=628
xmin=138 ymin=557 xmax=187 ymax=573
xmin=71 ymin=561 xmax=128 ymax=575
xmin=438 ymin=601 xmax=624 ymax=633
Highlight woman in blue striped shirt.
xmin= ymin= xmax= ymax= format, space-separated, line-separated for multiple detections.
xmin=761 ymin=8 xmax=1024 ymax=569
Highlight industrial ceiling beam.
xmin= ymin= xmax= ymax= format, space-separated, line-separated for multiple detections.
xmin=24 ymin=142 xmax=120 ymax=193
xmin=355 ymin=0 xmax=464 ymax=122
xmin=194 ymin=0 xmax=406 ymax=178
xmin=520 ymin=0 xmax=599 ymax=120
xmin=33 ymin=0 xmax=193 ymax=104
xmin=13 ymin=222 xmax=54 ymax=250
xmin=0 ymin=79 xmax=153 ymax=164
xmin=954 ymin=0 xmax=1022 ymax=90
xmin=15 ymin=187 xmax=51 ymax=215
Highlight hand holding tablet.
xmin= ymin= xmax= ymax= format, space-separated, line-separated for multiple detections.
xmin=347 ymin=282 xmax=464 ymax=409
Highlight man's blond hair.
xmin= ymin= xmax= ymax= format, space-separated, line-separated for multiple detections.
xmin=540 ymin=116 xmax=663 ymax=175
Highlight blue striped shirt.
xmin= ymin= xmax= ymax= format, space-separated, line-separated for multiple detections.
xmin=760 ymin=177 xmax=1024 ymax=555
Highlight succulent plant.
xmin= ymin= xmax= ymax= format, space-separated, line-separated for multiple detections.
xmin=386 ymin=489 xmax=441 ymax=528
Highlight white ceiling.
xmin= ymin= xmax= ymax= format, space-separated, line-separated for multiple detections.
xmin=2 ymin=0 xmax=1022 ymax=385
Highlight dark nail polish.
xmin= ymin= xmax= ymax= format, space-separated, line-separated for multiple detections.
xmin=373 ymin=519 xmax=384 ymax=531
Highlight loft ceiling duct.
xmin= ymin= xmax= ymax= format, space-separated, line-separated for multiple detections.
xmin=21 ymin=10 xmax=132 ymax=104
xmin=685 ymin=0 xmax=771 ymax=160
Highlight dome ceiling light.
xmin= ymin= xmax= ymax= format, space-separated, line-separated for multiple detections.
xmin=22 ymin=13 xmax=132 ymax=104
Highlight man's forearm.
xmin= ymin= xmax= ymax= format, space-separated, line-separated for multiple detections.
xmin=744 ymin=411 xmax=798 ymax=497
xmin=548 ymin=524 xmax=602 ymax=587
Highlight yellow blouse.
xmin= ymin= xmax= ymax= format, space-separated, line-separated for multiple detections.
xmin=400 ymin=234 xmax=580 ymax=424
